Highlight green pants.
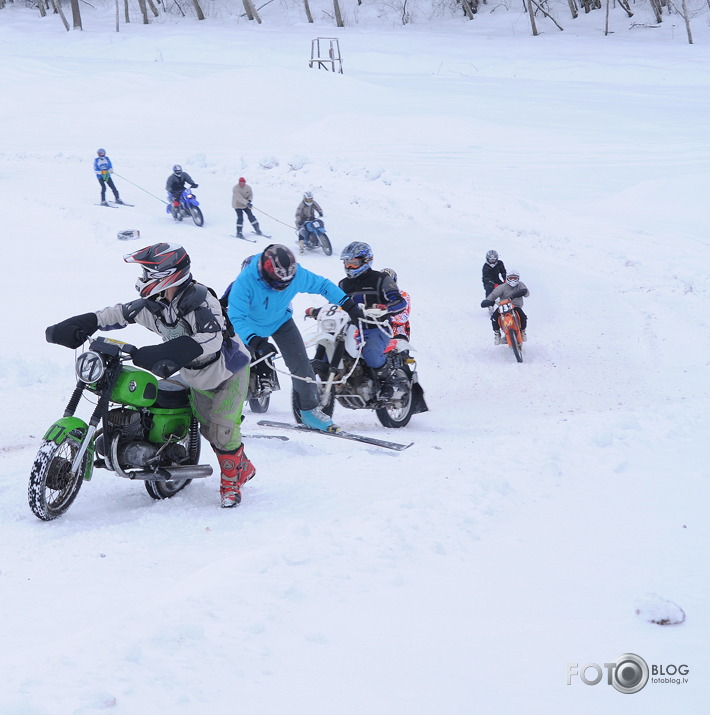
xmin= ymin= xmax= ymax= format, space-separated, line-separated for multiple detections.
xmin=189 ymin=368 xmax=249 ymax=452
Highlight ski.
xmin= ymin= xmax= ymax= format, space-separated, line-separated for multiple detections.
xmin=95 ymin=203 xmax=119 ymax=208
xmin=108 ymin=201 xmax=134 ymax=207
xmin=242 ymin=434 xmax=289 ymax=441
xmin=230 ymin=234 xmax=258 ymax=243
xmin=256 ymin=420 xmax=412 ymax=452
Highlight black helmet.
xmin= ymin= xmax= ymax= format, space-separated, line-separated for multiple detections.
xmin=172 ymin=164 xmax=183 ymax=176
xmin=259 ymin=244 xmax=297 ymax=291
xmin=124 ymin=242 xmax=191 ymax=298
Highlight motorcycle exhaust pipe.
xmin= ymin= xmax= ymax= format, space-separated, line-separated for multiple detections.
xmin=123 ymin=465 xmax=213 ymax=481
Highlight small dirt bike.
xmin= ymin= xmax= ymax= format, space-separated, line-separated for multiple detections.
xmin=298 ymin=304 xmax=427 ymax=428
xmin=246 ymin=354 xmax=281 ymax=414
xmin=29 ymin=336 xmax=212 ymax=521
xmin=496 ymin=298 xmax=524 ymax=363
xmin=166 ymin=188 xmax=204 ymax=227
xmin=299 ymin=218 xmax=332 ymax=256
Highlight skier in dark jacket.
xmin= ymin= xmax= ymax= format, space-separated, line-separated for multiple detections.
xmin=166 ymin=165 xmax=198 ymax=219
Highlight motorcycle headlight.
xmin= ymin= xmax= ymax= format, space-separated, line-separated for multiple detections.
xmin=76 ymin=350 xmax=105 ymax=384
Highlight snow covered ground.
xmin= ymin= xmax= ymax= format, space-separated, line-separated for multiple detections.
xmin=0 ymin=4 xmax=708 ymax=713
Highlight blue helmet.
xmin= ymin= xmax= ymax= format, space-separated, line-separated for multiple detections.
xmin=341 ymin=242 xmax=373 ymax=278
xmin=97 ymin=148 xmax=106 ymax=156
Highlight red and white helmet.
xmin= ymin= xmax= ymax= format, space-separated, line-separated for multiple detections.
xmin=124 ymin=242 xmax=191 ymax=298
xmin=506 ymin=269 xmax=520 ymax=287
xmin=259 ymin=244 xmax=297 ymax=291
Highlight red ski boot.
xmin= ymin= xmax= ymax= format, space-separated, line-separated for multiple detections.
xmin=217 ymin=445 xmax=256 ymax=508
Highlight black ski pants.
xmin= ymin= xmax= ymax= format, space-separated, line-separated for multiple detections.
xmin=235 ymin=207 xmax=260 ymax=233
xmin=97 ymin=175 xmax=119 ymax=202
xmin=270 ymin=318 xmax=319 ymax=412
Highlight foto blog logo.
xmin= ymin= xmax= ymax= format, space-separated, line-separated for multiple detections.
xmin=567 ymin=653 xmax=649 ymax=694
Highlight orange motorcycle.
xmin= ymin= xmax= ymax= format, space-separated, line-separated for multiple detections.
xmin=496 ymin=299 xmax=524 ymax=363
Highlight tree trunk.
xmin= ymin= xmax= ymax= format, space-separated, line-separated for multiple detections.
xmin=70 ymin=0 xmax=82 ymax=28
xmin=242 ymin=0 xmax=254 ymax=20
xmin=649 ymin=0 xmax=663 ymax=22
xmin=525 ymin=0 xmax=538 ymax=35
xmin=115 ymin=0 xmax=120 ymax=30
xmin=37 ymin=0 xmax=48 ymax=18
xmin=604 ymin=0 xmax=610 ymax=35
xmin=124 ymin=0 xmax=130 ymax=23
xmin=333 ymin=0 xmax=344 ymax=27
xmin=303 ymin=0 xmax=313 ymax=22
xmin=51 ymin=0 xmax=70 ymax=30
xmin=137 ymin=0 xmax=149 ymax=23
xmin=460 ymin=0 xmax=475 ymax=19
xmin=616 ymin=0 xmax=633 ymax=17
xmin=146 ymin=0 xmax=160 ymax=17
xmin=566 ymin=0 xmax=578 ymax=19
xmin=680 ymin=0 xmax=694 ymax=43
xmin=191 ymin=0 xmax=205 ymax=20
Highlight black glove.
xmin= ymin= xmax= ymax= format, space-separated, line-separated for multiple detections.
xmin=46 ymin=312 xmax=98 ymax=349
xmin=481 ymin=299 xmax=494 ymax=308
xmin=341 ymin=297 xmax=365 ymax=324
xmin=132 ymin=336 xmax=203 ymax=378
xmin=248 ymin=336 xmax=278 ymax=359
xmin=509 ymin=289 xmax=527 ymax=300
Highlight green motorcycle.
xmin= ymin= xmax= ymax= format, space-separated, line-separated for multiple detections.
xmin=29 ymin=336 xmax=212 ymax=521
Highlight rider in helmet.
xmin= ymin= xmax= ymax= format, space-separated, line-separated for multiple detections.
xmin=166 ymin=165 xmax=198 ymax=220
xmin=481 ymin=268 xmax=530 ymax=344
xmin=231 ymin=176 xmax=263 ymax=239
xmin=46 ymin=242 xmax=254 ymax=509
xmin=226 ymin=244 xmax=364 ymax=433
xmin=381 ymin=268 xmax=412 ymax=341
xmin=482 ymin=250 xmax=507 ymax=298
xmin=93 ymin=148 xmax=123 ymax=206
xmin=338 ymin=243 xmax=408 ymax=398
xmin=295 ymin=191 xmax=324 ymax=253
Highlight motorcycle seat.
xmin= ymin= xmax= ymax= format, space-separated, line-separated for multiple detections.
xmin=155 ymin=379 xmax=191 ymax=409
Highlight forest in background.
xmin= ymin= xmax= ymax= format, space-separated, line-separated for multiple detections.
xmin=2 ymin=0 xmax=709 ymax=44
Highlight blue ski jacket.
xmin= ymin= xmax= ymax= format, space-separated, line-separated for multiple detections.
xmin=94 ymin=155 xmax=114 ymax=175
xmin=227 ymin=257 xmax=349 ymax=344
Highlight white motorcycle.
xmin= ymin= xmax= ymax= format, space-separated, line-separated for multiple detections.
xmin=298 ymin=304 xmax=427 ymax=428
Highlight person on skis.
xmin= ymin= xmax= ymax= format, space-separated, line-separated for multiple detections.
xmin=232 ymin=177 xmax=263 ymax=239
xmin=45 ymin=243 xmax=254 ymax=509
xmin=295 ymin=191 xmax=324 ymax=253
xmin=381 ymin=267 xmax=411 ymax=341
xmin=482 ymin=250 xmax=507 ymax=298
xmin=481 ymin=268 xmax=530 ymax=344
xmin=337 ymin=243 xmax=407 ymax=398
xmin=93 ymin=148 xmax=123 ymax=206
xmin=166 ymin=165 xmax=198 ymax=219
xmin=226 ymin=244 xmax=363 ymax=433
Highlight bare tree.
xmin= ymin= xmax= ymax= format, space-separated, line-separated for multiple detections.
xmin=146 ymin=0 xmax=160 ymax=17
xmin=303 ymin=0 xmax=314 ymax=22
xmin=137 ymin=0 xmax=149 ymax=22
xmin=670 ymin=0 xmax=695 ymax=42
xmin=333 ymin=0 xmax=344 ymax=27
xmin=70 ymin=0 xmax=82 ymax=28
xmin=191 ymin=0 xmax=205 ymax=20
xmin=241 ymin=0 xmax=262 ymax=22
xmin=525 ymin=0 xmax=538 ymax=34
xmin=649 ymin=0 xmax=664 ymax=22
xmin=37 ymin=0 xmax=48 ymax=18
xmin=51 ymin=0 xmax=70 ymax=30
xmin=124 ymin=0 xmax=130 ymax=23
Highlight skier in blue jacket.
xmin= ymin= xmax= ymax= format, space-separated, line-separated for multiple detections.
xmin=226 ymin=244 xmax=363 ymax=432
xmin=93 ymin=148 xmax=123 ymax=206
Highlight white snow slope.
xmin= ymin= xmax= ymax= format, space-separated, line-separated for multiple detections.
xmin=0 ymin=5 xmax=708 ymax=714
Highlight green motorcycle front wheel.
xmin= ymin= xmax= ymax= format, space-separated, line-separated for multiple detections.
xmin=28 ymin=439 xmax=86 ymax=521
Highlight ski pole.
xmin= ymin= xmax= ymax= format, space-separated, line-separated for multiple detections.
xmin=112 ymin=173 xmax=169 ymax=205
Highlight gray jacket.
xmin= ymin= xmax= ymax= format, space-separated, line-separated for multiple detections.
xmin=95 ymin=283 xmax=249 ymax=391
xmin=232 ymin=183 xmax=254 ymax=210
xmin=486 ymin=281 xmax=529 ymax=308
xmin=295 ymin=199 xmax=323 ymax=226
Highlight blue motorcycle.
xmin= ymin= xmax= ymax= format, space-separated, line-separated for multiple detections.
xmin=167 ymin=188 xmax=204 ymax=227
xmin=299 ymin=218 xmax=332 ymax=256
